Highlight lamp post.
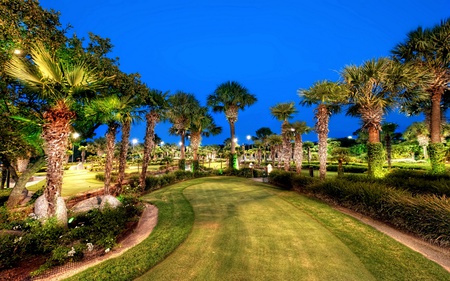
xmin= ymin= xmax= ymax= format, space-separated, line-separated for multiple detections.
xmin=132 ymin=138 xmax=138 ymax=172
xmin=72 ymin=132 xmax=80 ymax=163
xmin=246 ymin=135 xmax=252 ymax=160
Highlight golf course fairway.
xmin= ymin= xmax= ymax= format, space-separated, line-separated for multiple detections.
xmin=137 ymin=177 xmax=448 ymax=281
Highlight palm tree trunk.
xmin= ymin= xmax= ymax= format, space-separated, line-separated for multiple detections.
xmin=117 ymin=119 xmax=131 ymax=194
xmin=430 ymin=90 xmax=442 ymax=143
xmin=367 ymin=126 xmax=384 ymax=177
xmin=316 ymin=104 xmax=329 ymax=181
xmin=294 ymin=134 xmax=303 ymax=173
xmin=42 ymin=104 xmax=74 ymax=220
xmin=229 ymin=121 xmax=239 ymax=169
xmin=429 ymin=90 xmax=446 ymax=174
xmin=191 ymin=132 xmax=201 ymax=161
xmin=385 ymin=134 xmax=392 ymax=169
xmin=180 ymin=131 xmax=186 ymax=159
xmin=282 ymin=122 xmax=290 ymax=171
xmin=140 ymin=112 xmax=158 ymax=189
xmin=104 ymin=123 xmax=119 ymax=195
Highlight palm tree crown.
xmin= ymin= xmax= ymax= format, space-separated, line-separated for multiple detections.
xmin=207 ymin=81 xmax=257 ymax=158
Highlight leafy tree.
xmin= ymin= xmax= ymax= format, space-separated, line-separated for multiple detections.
xmin=403 ymin=122 xmax=430 ymax=159
xmin=270 ymin=102 xmax=298 ymax=171
xmin=208 ymin=81 xmax=257 ymax=169
xmin=5 ymin=42 xmax=107 ymax=221
xmin=392 ymin=19 xmax=450 ymax=174
xmin=299 ymin=80 xmax=347 ymax=180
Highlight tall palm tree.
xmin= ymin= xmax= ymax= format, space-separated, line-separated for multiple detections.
xmin=138 ymin=89 xmax=168 ymax=188
xmin=208 ymin=81 xmax=257 ymax=169
xmin=342 ymin=58 xmax=418 ymax=177
xmin=85 ymin=95 xmax=133 ymax=195
xmin=270 ymin=102 xmax=298 ymax=171
xmin=392 ymin=19 xmax=450 ymax=174
xmin=5 ymin=42 xmax=106 ymax=222
xmin=289 ymin=121 xmax=312 ymax=173
xmin=167 ymin=91 xmax=199 ymax=170
xmin=189 ymin=106 xmax=222 ymax=172
xmin=116 ymin=94 xmax=143 ymax=194
xmin=381 ymin=122 xmax=399 ymax=169
xmin=299 ymin=80 xmax=347 ymax=180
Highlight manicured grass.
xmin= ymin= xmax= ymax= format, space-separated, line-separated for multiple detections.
xmin=137 ymin=177 xmax=448 ymax=281
xmin=65 ymin=178 xmax=197 ymax=281
xmin=26 ymin=169 xmax=104 ymax=197
xmin=60 ymin=176 xmax=448 ymax=280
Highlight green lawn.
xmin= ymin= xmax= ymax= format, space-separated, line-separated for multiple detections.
xmin=136 ymin=177 xmax=448 ymax=281
xmin=26 ymin=169 xmax=104 ymax=197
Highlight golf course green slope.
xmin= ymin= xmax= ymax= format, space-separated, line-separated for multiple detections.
xmin=137 ymin=177 xmax=448 ymax=281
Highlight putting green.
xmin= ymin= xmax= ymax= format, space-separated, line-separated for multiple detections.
xmin=138 ymin=177 xmax=375 ymax=280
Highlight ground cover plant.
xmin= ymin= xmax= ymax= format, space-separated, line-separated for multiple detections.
xmin=0 ymin=196 xmax=142 ymax=277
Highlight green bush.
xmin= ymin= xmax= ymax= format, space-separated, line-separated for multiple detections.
xmin=298 ymin=176 xmax=450 ymax=246
xmin=268 ymin=170 xmax=294 ymax=190
xmin=178 ymin=159 xmax=186 ymax=170
xmin=0 ymin=199 xmax=142 ymax=272
xmin=0 ymin=234 xmax=27 ymax=269
xmin=306 ymin=164 xmax=367 ymax=173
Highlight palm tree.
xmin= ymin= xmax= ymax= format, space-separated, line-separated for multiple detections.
xmin=342 ymin=58 xmax=418 ymax=177
xmin=270 ymin=102 xmax=298 ymax=171
xmin=5 ymin=42 xmax=106 ymax=222
xmin=289 ymin=121 xmax=312 ymax=173
xmin=167 ymin=91 xmax=199 ymax=170
xmin=116 ymin=94 xmax=143 ymax=194
xmin=138 ymin=89 xmax=168 ymax=188
xmin=299 ymin=80 xmax=347 ymax=180
xmin=266 ymin=134 xmax=282 ymax=166
xmin=392 ymin=19 xmax=450 ymax=174
xmin=403 ymin=122 xmax=430 ymax=160
xmin=381 ymin=122 xmax=399 ymax=169
xmin=85 ymin=95 xmax=133 ymax=195
xmin=208 ymin=81 xmax=257 ymax=169
xmin=189 ymin=106 xmax=222 ymax=172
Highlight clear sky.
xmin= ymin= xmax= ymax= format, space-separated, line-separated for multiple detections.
xmin=39 ymin=0 xmax=449 ymax=146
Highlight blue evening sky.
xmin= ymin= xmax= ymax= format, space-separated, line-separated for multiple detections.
xmin=39 ymin=0 xmax=449 ymax=146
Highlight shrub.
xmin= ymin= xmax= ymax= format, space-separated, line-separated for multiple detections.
xmin=297 ymin=175 xmax=450 ymax=246
xmin=268 ymin=170 xmax=294 ymax=190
